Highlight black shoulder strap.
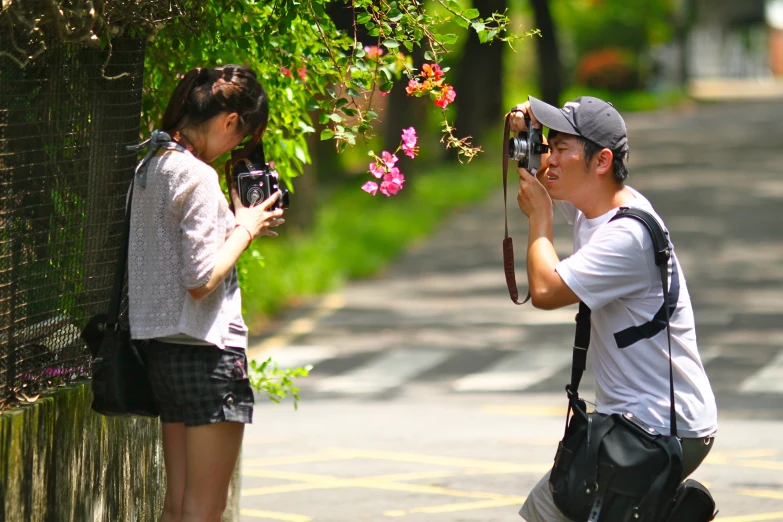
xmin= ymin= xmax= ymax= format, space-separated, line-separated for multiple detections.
xmin=569 ymin=207 xmax=678 ymax=438
xmin=107 ymin=180 xmax=133 ymax=326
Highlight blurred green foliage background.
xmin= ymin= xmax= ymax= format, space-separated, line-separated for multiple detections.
xmin=141 ymin=0 xmax=687 ymax=330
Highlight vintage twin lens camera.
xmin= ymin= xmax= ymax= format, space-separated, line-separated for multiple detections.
xmin=508 ymin=115 xmax=549 ymax=173
xmin=232 ymin=143 xmax=290 ymax=210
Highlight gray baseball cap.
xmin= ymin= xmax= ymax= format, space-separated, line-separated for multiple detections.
xmin=528 ymin=95 xmax=630 ymax=160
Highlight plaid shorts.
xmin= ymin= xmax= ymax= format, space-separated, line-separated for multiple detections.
xmin=144 ymin=340 xmax=254 ymax=426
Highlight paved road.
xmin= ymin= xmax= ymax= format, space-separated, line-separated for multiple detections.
xmin=239 ymin=101 xmax=783 ymax=522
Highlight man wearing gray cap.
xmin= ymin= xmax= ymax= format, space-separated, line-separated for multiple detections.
xmin=509 ymin=96 xmax=718 ymax=521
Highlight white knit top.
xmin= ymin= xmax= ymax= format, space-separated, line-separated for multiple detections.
xmin=128 ymin=150 xmax=248 ymax=349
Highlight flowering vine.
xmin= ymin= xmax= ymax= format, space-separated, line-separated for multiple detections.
xmin=362 ymin=127 xmax=418 ymax=197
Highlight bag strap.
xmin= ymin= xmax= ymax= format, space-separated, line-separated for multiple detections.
xmin=106 ymin=131 xmax=187 ymax=326
xmin=610 ymin=207 xmax=677 ymax=438
xmin=568 ymin=207 xmax=678 ymax=438
xmin=502 ymin=112 xmax=530 ymax=305
xmin=106 ymin=179 xmax=133 ymax=326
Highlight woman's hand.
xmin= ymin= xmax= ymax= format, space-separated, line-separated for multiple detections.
xmin=231 ymin=186 xmax=285 ymax=239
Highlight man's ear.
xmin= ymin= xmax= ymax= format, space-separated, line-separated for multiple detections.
xmin=594 ymin=148 xmax=613 ymax=177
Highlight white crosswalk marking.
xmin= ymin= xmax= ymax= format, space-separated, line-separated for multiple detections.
xmin=452 ymin=347 xmax=572 ymax=392
xmin=739 ymin=350 xmax=783 ymax=394
xmin=315 ymin=349 xmax=451 ymax=394
xmin=263 ymin=346 xmax=337 ymax=369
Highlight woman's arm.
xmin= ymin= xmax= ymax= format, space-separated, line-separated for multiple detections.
xmin=188 ymin=189 xmax=284 ymax=300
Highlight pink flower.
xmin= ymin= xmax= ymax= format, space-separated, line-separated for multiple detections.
xmin=369 ymin=162 xmax=385 ymax=179
xmin=406 ymin=79 xmax=422 ymax=95
xmin=422 ymin=63 xmax=444 ymax=81
xmin=379 ymin=90 xmax=390 ymax=97
xmin=381 ymin=151 xmax=398 ymax=169
xmin=361 ymin=181 xmax=379 ymax=195
xmin=176 ymin=73 xmax=185 ymax=79
xmin=435 ymin=85 xmax=456 ymax=109
xmin=401 ymin=127 xmax=418 ymax=158
xmin=379 ymin=180 xmax=400 ymax=196
xmin=280 ymin=66 xmax=293 ymax=78
xmin=364 ymin=46 xmax=384 ymax=59
xmin=385 ymin=168 xmax=405 ymax=188
xmin=297 ymin=67 xmax=307 ymax=82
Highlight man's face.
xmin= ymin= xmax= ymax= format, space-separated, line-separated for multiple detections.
xmin=541 ymin=132 xmax=589 ymax=201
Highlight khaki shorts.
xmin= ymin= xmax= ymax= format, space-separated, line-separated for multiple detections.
xmin=519 ymin=437 xmax=715 ymax=522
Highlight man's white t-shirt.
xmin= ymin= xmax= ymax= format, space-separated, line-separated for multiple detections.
xmin=554 ymin=187 xmax=718 ymax=438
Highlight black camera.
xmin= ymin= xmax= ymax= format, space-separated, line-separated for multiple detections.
xmin=508 ymin=115 xmax=549 ymax=174
xmin=232 ymin=143 xmax=290 ymax=209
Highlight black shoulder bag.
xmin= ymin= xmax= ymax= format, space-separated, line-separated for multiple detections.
xmin=81 ymin=179 xmax=158 ymax=417
xmin=548 ymin=207 xmax=713 ymax=522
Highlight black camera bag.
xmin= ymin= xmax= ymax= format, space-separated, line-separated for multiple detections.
xmin=549 ymin=207 xmax=693 ymax=522
xmin=665 ymin=479 xmax=717 ymax=521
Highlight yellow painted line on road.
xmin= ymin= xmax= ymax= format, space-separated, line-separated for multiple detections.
xmin=482 ymin=404 xmax=568 ymax=417
xmin=739 ymin=490 xmax=783 ymax=500
xmin=247 ymin=292 xmax=344 ymax=358
xmin=242 ymin=467 xmax=525 ymax=501
xmin=363 ymin=470 xmax=458 ymax=482
xmin=505 ymin=437 xmax=562 ymax=446
xmin=717 ymin=513 xmax=783 ymax=522
xmin=708 ymin=449 xmax=779 ymax=461
xmin=240 ymin=508 xmax=313 ymax=522
xmin=383 ymin=496 xmax=526 ymax=517
xmin=243 ymin=437 xmax=286 ymax=446
xmin=243 ymin=452 xmax=349 ymax=468
xmin=326 ymin=447 xmax=549 ymax=473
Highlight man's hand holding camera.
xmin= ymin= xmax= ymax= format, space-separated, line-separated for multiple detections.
xmin=509 ymin=102 xmax=552 ymax=221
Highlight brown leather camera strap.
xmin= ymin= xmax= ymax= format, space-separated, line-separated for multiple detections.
xmin=502 ymin=112 xmax=530 ymax=305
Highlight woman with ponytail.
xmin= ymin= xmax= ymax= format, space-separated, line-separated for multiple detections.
xmin=128 ymin=65 xmax=283 ymax=522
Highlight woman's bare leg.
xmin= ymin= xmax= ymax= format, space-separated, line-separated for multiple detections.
xmin=181 ymin=422 xmax=245 ymax=522
xmin=160 ymin=423 xmax=187 ymax=522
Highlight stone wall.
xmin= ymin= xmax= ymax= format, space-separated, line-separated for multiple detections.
xmin=0 ymin=383 xmax=240 ymax=521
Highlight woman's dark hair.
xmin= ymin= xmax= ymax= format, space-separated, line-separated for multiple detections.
xmin=162 ymin=65 xmax=268 ymax=143
xmin=548 ymin=130 xmax=628 ymax=183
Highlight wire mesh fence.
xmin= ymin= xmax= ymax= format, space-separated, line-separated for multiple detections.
xmin=0 ymin=37 xmax=146 ymax=410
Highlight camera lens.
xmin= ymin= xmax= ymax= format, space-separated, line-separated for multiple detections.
xmin=508 ymin=137 xmax=528 ymax=161
xmin=247 ymin=186 xmax=263 ymax=207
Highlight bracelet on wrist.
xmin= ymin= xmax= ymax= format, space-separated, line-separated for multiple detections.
xmin=234 ymin=223 xmax=253 ymax=246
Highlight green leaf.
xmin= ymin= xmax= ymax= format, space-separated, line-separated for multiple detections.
xmin=382 ymin=39 xmax=400 ymax=49
xmin=320 ymin=129 xmax=335 ymax=140
xmin=455 ymin=16 xmax=469 ymax=29
xmin=366 ymin=109 xmax=379 ymax=119
xmin=463 ymin=8 xmax=480 ymax=19
xmin=472 ymin=22 xmax=486 ymax=33
xmin=356 ymin=12 xmax=372 ymax=24
xmin=335 ymin=97 xmax=349 ymax=108
xmin=326 ymin=88 xmax=337 ymax=99
xmin=328 ymin=113 xmax=343 ymax=122
xmin=342 ymin=108 xmax=357 ymax=117
xmin=442 ymin=34 xmax=458 ymax=44
xmin=345 ymin=87 xmax=361 ymax=97
xmin=311 ymin=1 xmax=326 ymax=18
xmin=388 ymin=9 xmax=403 ymax=22
xmin=424 ymin=51 xmax=435 ymax=61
